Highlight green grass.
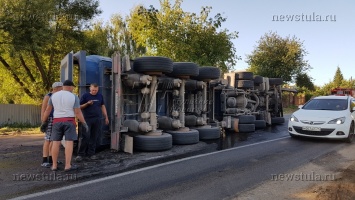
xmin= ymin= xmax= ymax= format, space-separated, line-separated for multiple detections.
xmin=283 ymin=105 xmax=299 ymax=114
xmin=0 ymin=124 xmax=41 ymax=135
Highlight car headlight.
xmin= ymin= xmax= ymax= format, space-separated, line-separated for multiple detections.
xmin=328 ymin=117 xmax=346 ymax=124
xmin=290 ymin=115 xmax=299 ymax=122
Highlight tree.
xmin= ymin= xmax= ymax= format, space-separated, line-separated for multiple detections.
xmin=246 ymin=31 xmax=311 ymax=83
xmin=332 ymin=66 xmax=344 ymax=88
xmin=296 ymin=73 xmax=315 ymax=91
xmin=128 ymin=0 xmax=239 ymax=72
xmin=107 ymin=14 xmax=146 ymax=58
xmin=0 ymin=0 xmax=101 ymax=103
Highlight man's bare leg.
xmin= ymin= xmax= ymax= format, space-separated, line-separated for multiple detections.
xmin=51 ymin=141 xmax=61 ymax=169
xmin=64 ymin=141 xmax=73 ymax=170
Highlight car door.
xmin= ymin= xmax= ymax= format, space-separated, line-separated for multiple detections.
xmin=351 ymin=98 xmax=355 ymax=120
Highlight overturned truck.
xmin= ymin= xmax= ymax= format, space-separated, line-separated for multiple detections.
xmin=60 ymin=51 xmax=284 ymax=152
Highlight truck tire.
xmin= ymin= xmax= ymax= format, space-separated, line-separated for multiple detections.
xmin=166 ymin=129 xmax=199 ymax=145
xmin=254 ymin=119 xmax=267 ymax=129
xmin=235 ymin=72 xmax=253 ymax=80
xmin=195 ymin=126 xmax=221 ymax=140
xmin=134 ymin=133 xmax=173 ymax=151
xmin=238 ymin=124 xmax=255 ymax=133
xmin=192 ymin=66 xmax=221 ymax=81
xmin=255 ymin=83 xmax=266 ymax=92
xmin=168 ymin=62 xmax=199 ymax=78
xmin=236 ymin=80 xmax=254 ymax=89
xmin=269 ymin=78 xmax=283 ymax=86
xmin=133 ymin=56 xmax=173 ymax=74
xmin=238 ymin=115 xmax=255 ymax=124
xmin=253 ymin=75 xmax=263 ymax=84
xmin=271 ymin=117 xmax=285 ymax=124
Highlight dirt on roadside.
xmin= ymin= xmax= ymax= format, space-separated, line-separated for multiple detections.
xmin=297 ymin=162 xmax=355 ymax=200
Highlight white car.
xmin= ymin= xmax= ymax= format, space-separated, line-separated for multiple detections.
xmin=288 ymin=95 xmax=355 ymax=142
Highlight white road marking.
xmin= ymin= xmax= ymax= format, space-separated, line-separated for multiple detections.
xmin=10 ymin=136 xmax=290 ymax=200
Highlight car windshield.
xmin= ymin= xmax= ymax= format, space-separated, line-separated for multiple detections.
xmin=302 ymin=99 xmax=348 ymax=111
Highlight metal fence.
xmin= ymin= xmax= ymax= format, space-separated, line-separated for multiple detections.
xmin=0 ymin=104 xmax=41 ymax=127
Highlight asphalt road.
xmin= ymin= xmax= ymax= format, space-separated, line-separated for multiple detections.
xmin=12 ymin=117 xmax=349 ymax=200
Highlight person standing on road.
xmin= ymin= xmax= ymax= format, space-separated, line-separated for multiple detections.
xmin=75 ymin=83 xmax=109 ymax=162
xmin=41 ymin=80 xmax=88 ymax=172
xmin=40 ymin=81 xmax=63 ymax=168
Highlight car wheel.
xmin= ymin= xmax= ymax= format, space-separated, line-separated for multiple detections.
xmin=345 ymin=123 xmax=355 ymax=143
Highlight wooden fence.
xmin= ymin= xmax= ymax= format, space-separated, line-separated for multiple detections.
xmin=0 ymin=104 xmax=41 ymax=127
xmin=282 ymin=92 xmax=306 ymax=107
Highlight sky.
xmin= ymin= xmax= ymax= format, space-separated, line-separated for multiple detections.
xmin=96 ymin=0 xmax=355 ymax=86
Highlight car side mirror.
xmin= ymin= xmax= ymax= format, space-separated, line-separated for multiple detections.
xmin=298 ymin=105 xmax=303 ymax=109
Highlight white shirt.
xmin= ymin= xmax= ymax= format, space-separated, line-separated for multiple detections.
xmin=48 ymin=90 xmax=80 ymax=118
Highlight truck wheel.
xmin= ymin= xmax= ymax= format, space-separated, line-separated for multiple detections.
xmin=168 ymin=62 xmax=199 ymax=78
xmin=235 ymin=72 xmax=253 ymax=80
xmin=134 ymin=133 xmax=173 ymax=151
xmin=255 ymin=120 xmax=266 ymax=129
xmin=166 ymin=129 xmax=199 ymax=145
xmin=133 ymin=56 xmax=173 ymax=74
xmin=255 ymin=83 xmax=266 ymax=92
xmin=238 ymin=115 xmax=255 ymax=124
xmin=192 ymin=66 xmax=221 ymax=81
xmin=271 ymin=117 xmax=285 ymax=124
xmin=269 ymin=78 xmax=283 ymax=86
xmin=238 ymin=124 xmax=255 ymax=133
xmin=195 ymin=126 xmax=221 ymax=140
xmin=236 ymin=80 xmax=254 ymax=89
xmin=253 ymin=75 xmax=263 ymax=84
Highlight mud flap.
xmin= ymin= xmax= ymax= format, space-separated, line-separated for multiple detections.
xmin=120 ymin=134 xmax=133 ymax=154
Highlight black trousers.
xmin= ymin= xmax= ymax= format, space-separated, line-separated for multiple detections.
xmin=77 ymin=117 xmax=101 ymax=157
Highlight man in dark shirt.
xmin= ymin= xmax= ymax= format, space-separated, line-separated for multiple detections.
xmin=75 ymin=83 xmax=109 ymax=162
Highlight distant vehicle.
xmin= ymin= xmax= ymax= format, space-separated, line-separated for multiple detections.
xmin=330 ymin=88 xmax=355 ymax=97
xmin=288 ymin=95 xmax=355 ymax=142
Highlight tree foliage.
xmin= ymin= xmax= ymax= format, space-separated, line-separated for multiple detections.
xmin=0 ymin=0 xmax=101 ymax=103
xmin=295 ymin=73 xmax=315 ymax=91
xmin=128 ymin=0 xmax=239 ymax=72
xmin=332 ymin=66 xmax=344 ymax=88
xmin=107 ymin=14 xmax=146 ymax=58
xmin=246 ymin=31 xmax=311 ymax=83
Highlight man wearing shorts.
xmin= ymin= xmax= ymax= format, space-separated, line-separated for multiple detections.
xmin=40 ymin=82 xmax=63 ymax=167
xmin=42 ymin=80 xmax=88 ymax=172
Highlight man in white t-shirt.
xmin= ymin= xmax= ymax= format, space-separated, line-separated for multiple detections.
xmin=41 ymin=80 xmax=88 ymax=172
